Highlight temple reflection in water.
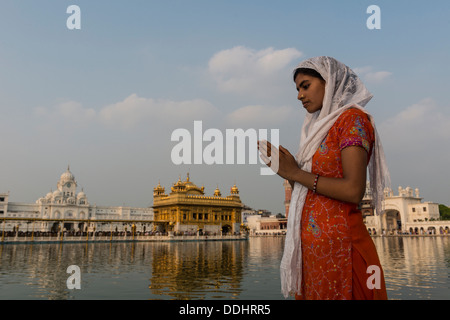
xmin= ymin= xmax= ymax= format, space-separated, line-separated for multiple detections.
xmin=1 ymin=236 xmax=450 ymax=299
xmin=149 ymin=240 xmax=247 ymax=299
xmin=0 ymin=240 xmax=248 ymax=300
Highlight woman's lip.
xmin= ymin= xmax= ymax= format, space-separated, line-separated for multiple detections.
xmin=303 ymin=102 xmax=310 ymax=108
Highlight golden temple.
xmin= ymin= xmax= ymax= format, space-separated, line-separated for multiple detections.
xmin=153 ymin=174 xmax=243 ymax=235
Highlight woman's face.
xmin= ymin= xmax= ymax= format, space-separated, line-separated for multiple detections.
xmin=294 ymin=73 xmax=326 ymax=114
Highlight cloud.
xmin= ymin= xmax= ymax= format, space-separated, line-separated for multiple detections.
xmin=56 ymin=101 xmax=96 ymax=122
xmin=36 ymin=92 xmax=299 ymax=133
xmin=34 ymin=101 xmax=96 ymax=122
xmin=33 ymin=101 xmax=96 ymax=130
xmin=225 ymin=105 xmax=297 ymax=127
xmin=33 ymin=106 xmax=48 ymax=116
xmin=379 ymin=98 xmax=450 ymax=146
xmin=379 ymin=98 xmax=450 ymax=197
xmin=32 ymin=47 xmax=304 ymax=132
xmin=208 ymin=46 xmax=303 ymax=97
xmin=98 ymin=94 xmax=219 ymax=129
xmin=35 ymin=94 xmax=220 ymax=131
xmin=353 ymin=66 xmax=392 ymax=84
xmin=365 ymin=71 xmax=392 ymax=83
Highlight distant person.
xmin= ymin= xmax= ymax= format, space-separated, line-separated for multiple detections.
xmin=259 ymin=56 xmax=390 ymax=300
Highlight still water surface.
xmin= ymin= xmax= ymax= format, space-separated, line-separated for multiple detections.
xmin=0 ymin=236 xmax=449 ymax=300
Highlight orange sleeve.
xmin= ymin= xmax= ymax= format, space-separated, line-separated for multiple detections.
xmin=336 ymin=108 xmax=374 ymax=155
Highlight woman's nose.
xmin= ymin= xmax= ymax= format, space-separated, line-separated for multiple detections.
xmin=298 ymin=92 xmax=305 ymax=101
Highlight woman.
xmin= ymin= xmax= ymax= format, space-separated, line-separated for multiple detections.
xmin=258 ymin=56 xmax=390 ymax=300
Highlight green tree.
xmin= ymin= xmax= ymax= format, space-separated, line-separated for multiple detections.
xmin=439 ymin=204 xmax=450 ymax=220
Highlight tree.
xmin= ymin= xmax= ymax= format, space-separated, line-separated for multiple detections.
xmin=439 ymin=204 xmax=450 ymax=220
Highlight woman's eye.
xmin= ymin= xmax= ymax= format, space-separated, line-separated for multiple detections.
xmin=302 ymin=84 xmax=310 ymax=90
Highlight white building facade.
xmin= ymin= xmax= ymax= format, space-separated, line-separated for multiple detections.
xmin=0 ymin=167 xmax=154 ymax=233
xmin=245 ymin=214 xmax=287 ymax=236
xmin=363 ymin=184 xmax=449 ymax=235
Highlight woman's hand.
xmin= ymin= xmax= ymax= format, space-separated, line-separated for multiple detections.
xmin=257 ymin=140 xmax=299 ymax=181
xmin=258 ymin=142 xmax=368 ymax=205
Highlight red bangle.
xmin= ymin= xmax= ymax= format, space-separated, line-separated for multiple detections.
xmin=313 ymin=174 xmax=319 ymax=193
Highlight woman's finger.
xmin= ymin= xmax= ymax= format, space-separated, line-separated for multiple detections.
xmin=259 ymin=153 xmax=271 ymax=166
xmin=258 ymin=140 xmax=271 ymax=157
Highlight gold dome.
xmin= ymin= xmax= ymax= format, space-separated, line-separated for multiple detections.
xmin=169 ymin=174 xmax=204 ymax=195
xmin=153 ymin=181 xmax=165 ymax=195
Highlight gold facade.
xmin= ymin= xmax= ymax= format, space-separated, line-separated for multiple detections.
xmin=153 ymin=174 xmax=242 ymax=234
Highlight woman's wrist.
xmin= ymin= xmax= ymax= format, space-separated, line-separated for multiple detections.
xmin=289 ymin=168 xmax=317 ymax=192
xmin=286 ymin=165 xmax=302 ymax=182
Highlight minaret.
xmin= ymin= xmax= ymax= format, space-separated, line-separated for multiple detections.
xmin=284 ymin=180 xmax=292 ymax=218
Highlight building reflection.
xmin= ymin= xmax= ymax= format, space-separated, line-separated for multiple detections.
xmin=1 ymin=237 xmax=449 ymax=299
xmin=148 ymin=241 xmax=247 ymax=299
xmin=373 ymin=236 xmax=450 ymax=299
xmin=1 ymin=243 xmax=72 ymax=299
xmin=0 ymin=240 xmax=248 ymax=300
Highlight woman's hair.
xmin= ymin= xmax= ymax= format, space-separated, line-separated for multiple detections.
xmin=293 ymin=67 xmax=325 ymax=82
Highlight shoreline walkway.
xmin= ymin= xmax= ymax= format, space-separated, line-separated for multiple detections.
xmin=0 ymin=234 xmax=248 ymax=244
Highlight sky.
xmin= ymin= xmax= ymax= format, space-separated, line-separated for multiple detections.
xmin=1 ymin=0 xmax=449 ymax=214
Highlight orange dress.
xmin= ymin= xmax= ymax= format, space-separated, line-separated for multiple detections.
xmin=296 ymin=108 xmax=387 ymax=300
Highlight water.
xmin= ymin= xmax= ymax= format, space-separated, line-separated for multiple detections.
xmin=0 ymin=237 xmax=449 ymax=300
xmin=374 ymin=236 xmax=450 ymax=300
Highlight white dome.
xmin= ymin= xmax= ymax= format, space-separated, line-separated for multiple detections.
xmin=53 ymin=190 xmax=62 ymax=197
xmin=77 ymin=191 xmax=86 ymax=198
xmin=46 ymin=192 xmax=53 ymax=199
xmin=60 ymin=170 xmax=75 ymax=182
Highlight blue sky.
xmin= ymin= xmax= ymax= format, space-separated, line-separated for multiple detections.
xmin=1 ymin=0 xmax=449 ymax=213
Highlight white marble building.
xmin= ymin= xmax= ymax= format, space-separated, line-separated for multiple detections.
xmin=241 ymin=207 xmax=258 ymax=224
xmin=363 ymin=183 xmax=449 ymax=235
xmin=0 ymin=167 xmax=154 ymax=233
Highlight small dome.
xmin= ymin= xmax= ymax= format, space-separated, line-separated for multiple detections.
xmin=214 ymin=187 xmax=222 ymax=197
xmin=184 ymin=173 xmax=196 ymax=187
xmin=77 ymin=190 xmax=86 ymax=198
xmin=154 ymin=181 xmax=163 ymax=191
xmin=53 ymin=190 xmax=62 ymax=197
xmin=46 ymin=191 xmax=53 ymax=199
xmin=60 ymin=165 xmax=75 ymax=183
xmin=230 ymin=184 xmax=239 ymax=194
xmin=153 ymin=182 xmax=165 ymax=196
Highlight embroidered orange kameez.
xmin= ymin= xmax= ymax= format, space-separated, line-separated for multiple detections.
xmin=296 ymin=108 xmax=387 ymax=300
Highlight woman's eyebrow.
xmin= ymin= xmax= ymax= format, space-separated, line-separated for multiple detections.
xmin=297 ymin=80 xmax=309 ymax=90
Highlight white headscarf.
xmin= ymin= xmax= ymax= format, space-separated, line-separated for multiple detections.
xmin=280 ymin=56 xmax=391 ymax=298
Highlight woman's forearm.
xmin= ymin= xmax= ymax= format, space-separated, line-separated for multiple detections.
xmin=288 ymin=168 xmax=365 ymax=204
